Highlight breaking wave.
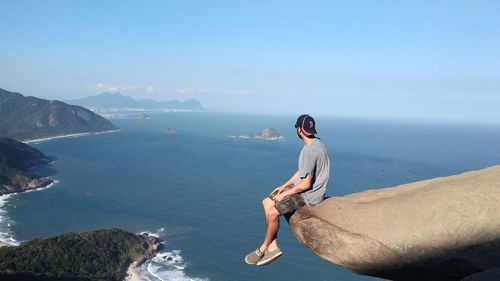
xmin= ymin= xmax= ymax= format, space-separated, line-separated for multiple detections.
xmin=0 ymin=180 xmax=59 ymax=246
xmin=135 ymin=229 xmax=209 ymax=281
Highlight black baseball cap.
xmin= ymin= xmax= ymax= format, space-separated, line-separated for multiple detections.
xmin=295 ymin=114 xmax=317 ymax=136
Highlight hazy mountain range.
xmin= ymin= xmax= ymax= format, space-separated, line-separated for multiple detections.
xmin=68 ymin=92 xmax=205 ymax=111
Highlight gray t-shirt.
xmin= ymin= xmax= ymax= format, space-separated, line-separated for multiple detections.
xmin=293 ymin=138 xmax=330 ymax=205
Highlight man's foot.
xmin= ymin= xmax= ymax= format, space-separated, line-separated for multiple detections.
xmin=244 ymin=248 xmax=264 ymax=265
xmin=256 ymin=247 xmax=283 ymax=266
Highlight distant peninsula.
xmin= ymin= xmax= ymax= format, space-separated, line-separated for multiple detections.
xmin=236 ymin=127 xmax=283 ymax=141
xmin=0 ymin=228 xmax=161 ymax=281
xmin=0 ymin=88 xmax=117 ymax=141
xmin=0 ymin=138 xmax=53 ymax=196
xmin=68 ymin=93 xmax=205 ymax=117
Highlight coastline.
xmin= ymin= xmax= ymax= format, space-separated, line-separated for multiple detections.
xmin=125 ymin=265 xmax=146 ymax=281
xmin=0 ymin=177 xmax=56 ymax=197
xmin=23 ymin=129 xmax=119 ymax=144
xmin=1 ymin=130 xmax=118 ymax=248
xmin=0 ymin=180 xmax=58 ymax=246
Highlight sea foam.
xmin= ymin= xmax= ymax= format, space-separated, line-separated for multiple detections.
xmin=0 ymin=180 xmax=59 ymax=246
xmin=24 ymin=179 xmax=59 ymax=193
xmin=136 ymin=229 xmax=209 ymax=281
xmin=0 ymin=194 xmax=19 ymax=246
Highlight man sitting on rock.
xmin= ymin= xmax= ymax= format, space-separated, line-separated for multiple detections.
xmin=245 ymin=114 xmax=330 ymax=266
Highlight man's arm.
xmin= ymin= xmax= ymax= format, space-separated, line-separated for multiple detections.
xmin=269 ymin=171 xmax=300 ymax=198
xmin=273 ymin=175 xmax=312 ymax=202
xmin=282 ymin=171 xmax=300 ymax=188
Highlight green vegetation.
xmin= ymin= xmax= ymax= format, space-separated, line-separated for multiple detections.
xmin=0 ymin=88 xmax=117 ymax=141
xmin=0 ymin=137 xmax=52 ymax=195
xmin=0 ymin=229 xmax=152 ymax=281
xmin=0 ymin=160 xmax=38 ymax=192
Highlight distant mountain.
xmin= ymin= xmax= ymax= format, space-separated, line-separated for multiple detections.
xmin=0 ymin=137 xmax=53 ymax=196
xmin=0 ymin=88 xmax=117 ymax=141
xmin=68 ymin=92 xmax=205 ymax=111
xmin=0 ymin=228 xmax=161 ymax=281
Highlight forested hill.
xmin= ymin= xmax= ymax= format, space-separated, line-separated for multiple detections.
xmin=0 ymin=137 xmax=53 ymax=195
xmin=0 ymin=228 xmax=161 ymax=281
xmin=0 ymin=88 xmax=117 ymax=141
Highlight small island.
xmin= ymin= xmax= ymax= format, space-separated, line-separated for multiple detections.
xmin=137 ymin=113 xmax=151 ymax=120
xmin=238 ymin=127 xmax=283 ymax=141
xmin=164 ymin=128 xmax=177 ymax=135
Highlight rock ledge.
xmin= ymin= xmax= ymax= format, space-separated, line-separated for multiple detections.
xmin=288 ymin=165 xmax=500 ymax=281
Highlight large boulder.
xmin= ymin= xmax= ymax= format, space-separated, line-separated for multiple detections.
xmin=288 ymin=165 xmax=500 ymax=281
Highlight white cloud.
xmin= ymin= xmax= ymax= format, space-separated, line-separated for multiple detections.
xmin=92 ymin=83 xmax=157 ymax=94
xmin=176 ymin=88 xmax=211 ymax=94
xmin=93 ymin=83 xmax=119 ymax=92
xmin=121 ymin=85 xmax=140 ymax=91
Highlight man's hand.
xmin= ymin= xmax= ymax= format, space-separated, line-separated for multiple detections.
xmin=269 ymin=185 xmax=284 ymax=199
xmin=272 ymin=193 xmax=286 ymax=202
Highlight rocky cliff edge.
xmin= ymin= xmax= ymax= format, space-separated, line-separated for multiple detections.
xmin=288 ymin=165 xmax=500 ymax=281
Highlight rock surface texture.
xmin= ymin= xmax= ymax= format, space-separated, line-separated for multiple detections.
xmin=288 ymin=165 xmax=500 ymax=281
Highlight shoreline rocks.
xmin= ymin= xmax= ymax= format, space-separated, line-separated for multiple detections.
xmin=0 ymin=228 xmax=162 ymax=281
xmin=288 ymin=165 xmax=500 ymax=281
xmin=0 ymin=177 xmax=54 ymax=196
xmin=0 ymin=137 xmax=54 ymax=196
xmin=131 ymin=233 xmax=163 ymax=267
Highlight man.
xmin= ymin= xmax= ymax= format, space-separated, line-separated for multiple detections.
xmin=245 ymin=114 xmax=330 ymax=266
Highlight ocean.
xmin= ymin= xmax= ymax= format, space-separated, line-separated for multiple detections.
xmin=1 ymin=112 xmax=500 ymax=281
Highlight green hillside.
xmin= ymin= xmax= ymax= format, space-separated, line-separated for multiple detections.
xmin=0 ymin=137 xmax=53 ymax=195
xmin=0 ymin=229 xmax=161 ymax=281
xmin=0 ymin=88 xmax=117 ymax=141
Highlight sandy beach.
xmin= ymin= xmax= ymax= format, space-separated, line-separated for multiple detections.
xmin=125 ymin=265 xmax=146 ymax=281
xmin=23 ymin=129 xmax=119 ymax=144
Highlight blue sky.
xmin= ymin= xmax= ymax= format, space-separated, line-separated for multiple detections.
xmin=1 ymin=1 xmax=499 ymax=122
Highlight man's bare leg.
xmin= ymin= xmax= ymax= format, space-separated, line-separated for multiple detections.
xmin=262 ymin=198 xmax=273 ymax=223
xmin=261 ymin=198 xmax=279 ymax=251
xmin=260 ymin=201 xmax=280 ymax=252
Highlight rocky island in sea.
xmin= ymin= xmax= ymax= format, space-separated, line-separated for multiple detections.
xmin=0 ymin=88 xmax=117 ymax=141
xmin=237 ymin=127 xmax=283 ymax=141
xmin=164 ymin=128 xmax=177 ymax=135
xmin=0 ymin=137 xmax=53 ymax=196
xmin=0 ymin=228 xmax=162 ymax=281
